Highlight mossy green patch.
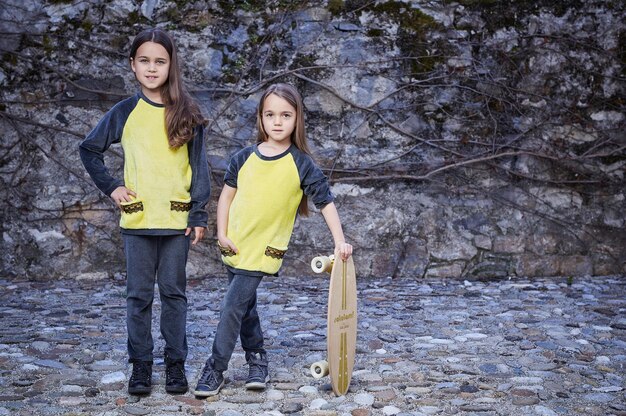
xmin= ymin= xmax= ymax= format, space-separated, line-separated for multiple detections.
xmin=80 ymin=19 xmax=94 ymax=32
xmin=217 ymin=0 xmax=266 ymax=13
xmin=366 ymin=28 xmax=384 ymax=37
xmin=2 ymin=52 xmax=18 ymax=66
xmin=447 ymin=0 xmax=586 ymax=29
xmin=110 ymin=34 xmax=129 ymax=52
xmin=160 ymin=3 xmax=213 ymax=33
xmin=357 ymin=1 xmax=444 ymax=74
xmin=42 ymin=34 xmax=55 ymax=55
xmin=328 ymin=0 xmax=344 ymax=15
xmin=290 ymin=52 xmax=331 ymax=79
xmin=125 ymin=10 xmax=145 ymax=26
xmin=219 ymin=53 xmax=249 ymax=84
xmin=291 ymin=53 xmax=317 ymax=68
xmin=363 ymin=1 xmax=439 ymax=32
xmin=171 ymin=0 xmax=198 ymax=6
xmin=165 ymin=6 xmax=182 ymax=22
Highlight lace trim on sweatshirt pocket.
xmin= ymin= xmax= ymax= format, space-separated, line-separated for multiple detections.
xmin=170 ymin=201 xmax=192 ymax=212
xmin=264 ymin=246 xmax=287 ymax=259
xmin=120 ymin=201 xmax=144 ymax=214
xmin=218 ymin=242 xmax=237 ymax=257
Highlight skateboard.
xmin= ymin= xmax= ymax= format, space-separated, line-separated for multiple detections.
xmin=309 ymin=254 xmax=357 ymax=396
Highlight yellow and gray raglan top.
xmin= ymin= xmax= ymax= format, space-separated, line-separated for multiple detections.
xmin=222 ymin=144 xmax=333 ymax=276
xmin=79 ymin=92 xmax=210 ymax=235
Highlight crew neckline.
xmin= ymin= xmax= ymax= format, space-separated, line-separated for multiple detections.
xmin=254 ymin=143 xmax=293 ymax=161
xmin=138 ymin=91 xmax=165 ymax=108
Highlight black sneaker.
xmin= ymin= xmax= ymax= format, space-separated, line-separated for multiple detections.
xmin=165 ymin=357 xmax=188 ymax=394
xmin=245 ymin=352 xmax=269 ymax=390
xmin=128 ymin=361 xmax=152 ymax=395
xmin=193 ymin=359 xmax=224 ymax=397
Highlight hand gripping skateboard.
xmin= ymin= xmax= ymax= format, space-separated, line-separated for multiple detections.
xmin=310 ymin=254 xmax=357 ymax=396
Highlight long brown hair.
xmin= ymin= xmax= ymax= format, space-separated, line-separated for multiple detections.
xmin=256 ymin=83 xmax=312 ymax=216
xmin=129 ymin=28 xmax=205 ymax=148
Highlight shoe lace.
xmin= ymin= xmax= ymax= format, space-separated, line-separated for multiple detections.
xmin=130 ymin=363 xmax=149 ymax=381
xmin=247 ymin=354 xmax=268 ymax=380
xmin=166 ymin=362 xmax=185 ymax=382
xmin=198 ymin=364 xmax=219 ymax=385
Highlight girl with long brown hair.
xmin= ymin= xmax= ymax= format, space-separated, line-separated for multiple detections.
xmin=193 ymin=83 xmax=352 ymax=397
xmin=79 ymin=28 xmax=210 ymax=396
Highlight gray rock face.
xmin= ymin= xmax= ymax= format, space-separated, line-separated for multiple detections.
xmin=0 ymin=1 xmax=624 ymax=279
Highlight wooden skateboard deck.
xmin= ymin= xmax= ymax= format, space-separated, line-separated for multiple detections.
xmin=310 ymin=254 xmax=357 ymax=396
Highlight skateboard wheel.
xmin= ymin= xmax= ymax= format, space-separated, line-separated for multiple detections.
xmin=310 ymin=360 xmax=329 ymax=378
xmin=311 ymin=255 xmax=334 ymax=274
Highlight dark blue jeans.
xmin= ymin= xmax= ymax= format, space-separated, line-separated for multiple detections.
xmin=123 ymin=234 xmax=189 ymax=363
xmin=210 ymin=271 xmax=265 ymax=371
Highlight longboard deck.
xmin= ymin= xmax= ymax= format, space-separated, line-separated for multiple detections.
xmin=326 ymin=256 xmax=357 ymax=395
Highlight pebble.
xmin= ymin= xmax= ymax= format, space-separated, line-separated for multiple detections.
xmin=124 ymin=405 xmax=151 ymax=415
xmin=0 ymin=275 xmax=624 ymax=415
xmin=309 ymin=398 xmax=328 ymax=409
xmin=534 ymin=405 xmax=559 ymax=416
xmin=299 ymin=385 xmax=319 ymax=395
xmin=382 ymin=405 xmax=401 ymax=415
xmin=281 ymin=401 xmax=303 ymax=413
xmin=266 ymin=389 xmax=284 ymax=401
xmin=100 ymin=371 xmax=126 ymax=384
xmin=354 ymin=393 xmax=375 ymax=406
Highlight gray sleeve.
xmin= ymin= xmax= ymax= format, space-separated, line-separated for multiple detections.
xmin=224 ymin=146 xmax=255 ymax=188
xmin=78 ymin=96 xmax=137 ymax=196
xmin=292 ymin=149 xmax=334 ymax=209
xmin=187 ymin=125 xmax=211 ymax=228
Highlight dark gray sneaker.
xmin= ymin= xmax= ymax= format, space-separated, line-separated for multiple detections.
xmin=245 ymin=352 xmax=269 ymax=390
xmin=164 ymin=357 xmax=188 ymax=394
xmin=193 ymin=359 xmax=224 ymax=397
xmin=128 ymin=361 xmax=152 ymax=395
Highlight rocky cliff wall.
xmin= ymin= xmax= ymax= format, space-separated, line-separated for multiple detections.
xmin=1 ymin=0 xmax=624 ymax=280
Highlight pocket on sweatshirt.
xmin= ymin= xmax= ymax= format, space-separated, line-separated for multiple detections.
xmin=119 ymin=199 xmax=145 ymax=228
xmin=218 ymin=242 xmax=237 ymax=257
xmin=218 ymin=242 xmax=240 ymax=268
xmin=261 ymin=245 xmax=287 ymax=275
xmin=170 ymin=199 xmax=191 ymax=229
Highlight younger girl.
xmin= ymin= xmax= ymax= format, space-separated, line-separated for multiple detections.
xmin=193 ymin=83 xmax=352 ymax=396
xmin=79 ymin=28 xmax=210 ymax=395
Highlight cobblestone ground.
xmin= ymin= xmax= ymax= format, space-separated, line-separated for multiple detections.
xmin=0 ymin=274 xmax=624 ymax=416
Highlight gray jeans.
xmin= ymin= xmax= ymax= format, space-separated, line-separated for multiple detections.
xmin=210 ymin=271 xmax=265 ymax=371
xmin=123 ymin=233 xmax=189 ymax=363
